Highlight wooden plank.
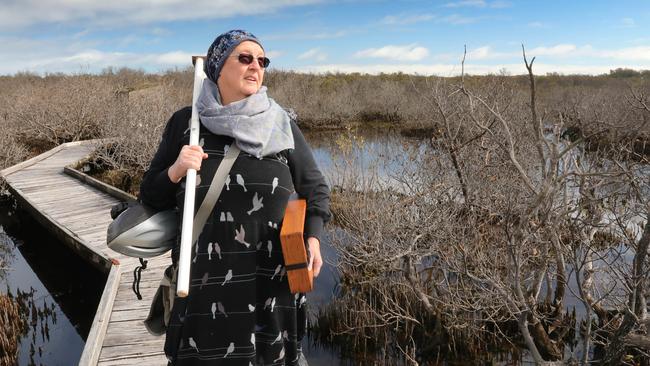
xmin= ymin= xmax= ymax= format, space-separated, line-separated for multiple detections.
xmin=31 ymin=196 xmax=115 ymax=212
xmin=64 ymin=166 xmax=136 ymax=203
xmin=74 ymin=224 xmax=115 ymax=237
xmin=99 ymin=343 xmax=166 ymax=362
xmin=2 ymin=140 xmax=187 ymax=365
xmin=13 ymin=180 xmax=84 ymax=192
xmin=109 ymin=306 xmax=157 ymax=323
xmin=3 ymin=140 xmax=100 ymax=174
xmin=39 ymin=209 xmax=111 ymax=226
xmin=0 ymin=139 xmax=102 ymax=177
xmin=103 ymin=321 xmax=162 ymax=346
xmin=8 ymin=170 xmax=63 ymax=180
xmin=85 ymin=233 xmax=109 ymax=245
xmin=59 ymin=222 xmax=110 ymax=236
xmin=27 ymin=188 xmax=108 ymax=203
xmin=82 ymin=235 xmax=111 ymax=249
xmin=60 ymin=214 xmax=112 ymax=227
xmin=47 ymin=202 xmax=114 ymax=219
xmin=7 ymin=176 xmax=68 ymax=188
xmin=66 ymin=221 xmax=113 ymax=236
xmin=13 ymin=176 xmax=89 ymax=189
xmin=97 ymin=352 xmax=167 ymax=365
xmin=38 ymin=201 xmax=116 ymax=217
xmin=111 ymin=297 xmax=154 ymax=312
xmin=54 ymin=206 xmax=114 ymax=222
xmin=0 ymin=143 xmax=68 ymax=177
xmin=28 ymin=192 xmax=102 ymax=205
xmin=114 ymin=276 xmax=164 ymax=303
xmin=79 ymin=263 xmax=122 ymax=366
xmin=5 ymin=185 xmax=111 ymax=273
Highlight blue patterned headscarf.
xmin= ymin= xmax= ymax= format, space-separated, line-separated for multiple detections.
xmin=205 ymin=29 xmax=264 ymax=83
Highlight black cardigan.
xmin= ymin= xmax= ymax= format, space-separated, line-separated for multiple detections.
xmin=138 ymin=107 xmax=331 ymax=241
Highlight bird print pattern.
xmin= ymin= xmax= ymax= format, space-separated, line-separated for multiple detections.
xmin=165 ymin=131 xmax=308 ymax=365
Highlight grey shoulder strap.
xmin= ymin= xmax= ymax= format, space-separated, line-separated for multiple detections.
xmin=192 ymin=144 xmax=240 ymax=244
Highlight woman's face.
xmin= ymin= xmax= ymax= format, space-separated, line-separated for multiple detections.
xmin=217 ymin=41 xmax=265 ymax=105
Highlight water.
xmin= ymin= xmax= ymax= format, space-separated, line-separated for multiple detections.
xmin=0 ymin=198 xmax=106 ymax=365
xmin=308 ymin=129 xmax=428 ymax=193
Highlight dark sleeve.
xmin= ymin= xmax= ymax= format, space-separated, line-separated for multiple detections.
xmin=138 ymin=107 xmax=191 ymax=210
xmin=287 ymin=120 xmax=332 ymax=241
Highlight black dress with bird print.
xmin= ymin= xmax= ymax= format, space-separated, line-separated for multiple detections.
xmin=139 ymin=107 xmax=331 ymax=366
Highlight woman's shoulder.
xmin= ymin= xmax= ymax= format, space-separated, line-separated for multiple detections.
xmin=163 ymin=106 xmax=192 ymax=136
xmin=169 ymin=106 xmax=193 ymax=125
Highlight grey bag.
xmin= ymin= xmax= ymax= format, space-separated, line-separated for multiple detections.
xmin=144 ymin=265 xmax=176 ymax=335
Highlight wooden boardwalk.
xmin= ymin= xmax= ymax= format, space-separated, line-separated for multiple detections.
xmin=0 ymin=141 xmax=170 ymax=365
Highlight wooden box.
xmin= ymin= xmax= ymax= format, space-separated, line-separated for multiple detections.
xmin=280 ymin=199 xmax=313 ymax=293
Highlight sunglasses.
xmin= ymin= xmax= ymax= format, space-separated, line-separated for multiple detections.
xmin=232 ymin=53 xmax=270 ymax=68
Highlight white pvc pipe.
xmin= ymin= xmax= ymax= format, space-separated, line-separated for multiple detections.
xmin=177 ymin=57 xmax=206 ymax=297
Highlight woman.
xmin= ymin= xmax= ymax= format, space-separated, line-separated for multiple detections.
xmin=139 ymin=29 xmax=331 ymax=365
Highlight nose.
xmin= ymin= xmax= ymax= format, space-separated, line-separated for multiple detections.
xmin=248 ymin=59 xmax=262 ymax=71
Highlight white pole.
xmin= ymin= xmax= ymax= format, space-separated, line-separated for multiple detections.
xmin=177 ymin=56 xmax=206 ymax=297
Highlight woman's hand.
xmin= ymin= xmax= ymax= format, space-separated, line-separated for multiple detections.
xmin=168 ymin=145 xmax=208 ymax=183
xmin=307 ymin=237 xmax=323 ymax=278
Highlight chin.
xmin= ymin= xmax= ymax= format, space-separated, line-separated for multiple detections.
xmin=242 ymin=87 xmax=260 ymax=95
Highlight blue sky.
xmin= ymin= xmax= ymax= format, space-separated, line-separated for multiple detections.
xmin=1 ymin=0 xmax=649 ymax=75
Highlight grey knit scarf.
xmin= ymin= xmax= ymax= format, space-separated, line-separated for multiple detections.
xmin=196 ymin=79 xmax=294 ymax=159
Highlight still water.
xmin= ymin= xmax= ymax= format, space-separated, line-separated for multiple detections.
xmin=0 ymin=198 xmax=106 ymax=365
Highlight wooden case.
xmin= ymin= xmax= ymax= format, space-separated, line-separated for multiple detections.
xmin=279 ymin=199 xmax=313 ymax=293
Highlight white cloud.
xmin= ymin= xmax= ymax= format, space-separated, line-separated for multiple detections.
xmin=3 ymin=36 xmax=650 ymax=76
xmin=597 ymin=46 xmax=650 ymax=61
xmin=298 ymin=48 xmax=328 ymax=62
xmin=0 ymin=0 xmax=322 ymax=28
xmin=264 ymin=30 xmax=348 ymax=41
xmin=441 ymin=14 xmax=480 ymax=25
xmin=444 ymin=0 xmax=486 ymax=7
xmin=434 ymin=46 xmax=512 ymax=61
xmin=155 ymin=51 xmax=193 ymax=65
xmin=295 ymin=63 xmax=647 ymax=76
xmin=381 ymin=13 xmax=435 ymax=25
xmin=0 ymin=37 xmax=197 ymax=74
xmin=36 ymin=50 xmax=195 ymax=72
xmin=628 ymin=37 xmax=650 ymax=44
xmin=354 ymin=44 xmax=430 ymax=62
xmin=431 ymin=44 xmax=650 ymax=65
xmin=527 ymin=44 xmax=579 ymax=57
xmin=469 ymin=46 xmax=491 ymax=59
xmin=151 ymin=27 xmax=172 ymax=37
xmin=266 ymin=50 xmax=284 ymax=59
xmin=524 ymin=44 xmax=650 ymax=62
xmin=443 ymin=0 xmax=511 ymax=8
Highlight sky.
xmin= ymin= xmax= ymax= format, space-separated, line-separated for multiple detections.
xmin=1 ymin=0 xmax=649 ymax=76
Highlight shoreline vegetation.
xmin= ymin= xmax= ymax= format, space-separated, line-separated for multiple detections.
xmin=0 ymin=67 xmax=648 ymax=182
xmin=1 ymin=66 xmax=649 ymax=364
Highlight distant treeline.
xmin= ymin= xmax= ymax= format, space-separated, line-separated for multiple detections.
xmin=0 ymin=67 xmax=648 ymax=182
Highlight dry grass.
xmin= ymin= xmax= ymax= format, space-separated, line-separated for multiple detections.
xmin=0 ymin=293 xmax=26 ymax=365
xmin=0 ymin=69 xmax=648 ymax=179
